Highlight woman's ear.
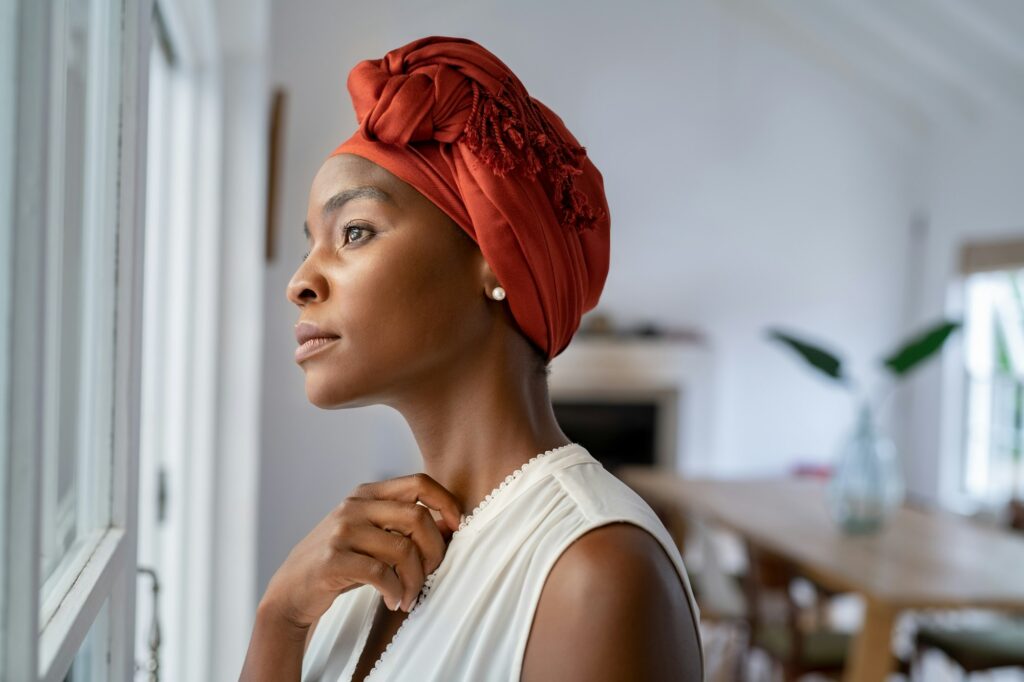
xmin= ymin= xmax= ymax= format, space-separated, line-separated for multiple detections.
xmin=477 ymin=256 xmax=501 ymax=296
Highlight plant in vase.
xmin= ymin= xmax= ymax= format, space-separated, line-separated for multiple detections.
xmin=766 ymin=319 xmax=961 ymax=533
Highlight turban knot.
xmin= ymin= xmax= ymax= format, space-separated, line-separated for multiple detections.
xmin=330 ymin=36 xmax=611 ymax=360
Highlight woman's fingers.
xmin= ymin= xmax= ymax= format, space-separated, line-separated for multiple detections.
xmin=350 ymin=473 xmax=463 ymax=541
xmin=350 ymin=497 xmax=448 ymax=574
xmin=336 ymin=551 xmax=405 ymax=611
xmin=332 ymin=472 xmax=462 ymax=611
xmin=258 ymin=471 xmax=462 ymax=637
xmin=344 ymin=524 xmax=425 ymax=611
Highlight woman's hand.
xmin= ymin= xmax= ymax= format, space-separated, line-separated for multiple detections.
xmin=260 ymin=473 xmax=463 ymax=630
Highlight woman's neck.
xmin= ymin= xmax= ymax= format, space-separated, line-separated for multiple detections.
xmin=387 ymin=349 xmax=569 ymax=517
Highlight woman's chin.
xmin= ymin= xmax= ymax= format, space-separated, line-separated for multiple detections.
xmin=303 ymin=373 xmax=370 ymax=409
xmin=305 ymin=383 xmax=345 ymax=409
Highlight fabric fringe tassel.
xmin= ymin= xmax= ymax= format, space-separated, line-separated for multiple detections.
xmin=462 ymin=77 xmax=604 ymax=234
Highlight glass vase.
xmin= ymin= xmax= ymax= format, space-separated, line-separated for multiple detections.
xmin=826 ymin=401 xmax=905 ymax=534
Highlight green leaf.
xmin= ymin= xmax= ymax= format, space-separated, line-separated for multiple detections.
xmin=765 ymin=328 xmax=846 ymax=383
xmin=881 ymin=319 xmax=961 ymax=377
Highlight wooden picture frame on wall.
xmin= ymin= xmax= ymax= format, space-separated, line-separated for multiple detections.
xmin=265 ymin=87 xmax=286 ymax=262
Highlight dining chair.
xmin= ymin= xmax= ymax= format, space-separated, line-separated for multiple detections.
xmin=910 ymin=499 xmax=1024 ymax=679
xmin=641 ymin=495 xmax=748 ymax=621
xmin=637 ymin=491 xmax=750 ymax=681
xmin=740 ymin=541 xmax=852 ymax=682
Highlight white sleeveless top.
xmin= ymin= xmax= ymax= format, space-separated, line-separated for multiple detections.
xmin=301 ymin=442 xmax=704 ymax=681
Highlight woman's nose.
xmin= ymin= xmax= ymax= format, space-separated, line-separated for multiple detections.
xmin=286 ymin=262 xmax=324 ymax=306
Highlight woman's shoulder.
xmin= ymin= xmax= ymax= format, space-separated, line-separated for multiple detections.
xmin=522 ymin=520 xmax=705 ymax=681
xmin=518 ymin=458 xmax=706 ymax=680
xmin=549 ymin=456 xmax=667 ymax=527
xmin=533 ymin=457 xmax=701 ymax=614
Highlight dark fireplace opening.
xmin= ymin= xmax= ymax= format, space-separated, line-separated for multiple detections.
xmin=552 ymin=400 xmax=659 ymax=472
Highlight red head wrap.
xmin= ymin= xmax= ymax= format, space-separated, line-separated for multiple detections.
xmin=328 ymin=35 xmax=610 ymax=361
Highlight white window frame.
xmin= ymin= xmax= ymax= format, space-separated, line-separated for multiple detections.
xmin=1 ymin=0 xmax=152 ymax=680
xmin=135 ymin=0 xmax=267 ymax=678
xmin=3 ymin=0 xmax=267 ymax=678
xmin=938 ymin=237 xmax=1024 ymax=515
xmin=943 ymin=266 xmax=1024 ymax=511
xmin=133 ymin=0 xmax=224 ymax=678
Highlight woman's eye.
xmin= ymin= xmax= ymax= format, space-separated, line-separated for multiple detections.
xmin=344 ymin=224 xmax=372 ymax=245
xmin=303 ymin=225 xmax=372 ymax=262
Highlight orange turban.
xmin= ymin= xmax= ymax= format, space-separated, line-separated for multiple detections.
xmin=328 ymin=35 xmax=610 ymax=361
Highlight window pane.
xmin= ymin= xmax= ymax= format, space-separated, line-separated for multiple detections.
xmin=39 ymin=0 xmax=119 ymax=622
xmin=962 ymin=268 xmax=1024 ymax=505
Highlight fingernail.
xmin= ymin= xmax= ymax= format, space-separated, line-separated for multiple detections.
xmin=387 ymin=597 xmax=399 ymax=611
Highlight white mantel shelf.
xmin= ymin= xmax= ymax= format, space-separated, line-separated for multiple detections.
xmin=548 ymin=335 xmax=716 ymax=476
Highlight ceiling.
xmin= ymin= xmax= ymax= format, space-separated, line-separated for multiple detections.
xmin=725 ymin=0 xmax=1024 ymax=126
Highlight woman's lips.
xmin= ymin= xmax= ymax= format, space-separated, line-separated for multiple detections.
xmin=294 ymin=321 xmax=340 ymax=363
xmin=295 ymin=335 xmax=340 ymax=363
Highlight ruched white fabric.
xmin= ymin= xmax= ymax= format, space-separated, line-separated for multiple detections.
xmin=300 ymin=442 xmax=704 ymax=681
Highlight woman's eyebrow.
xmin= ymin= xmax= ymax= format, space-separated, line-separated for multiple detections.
xmin=304 ymin=185 xmax=396 ymax=239
xmin=321 ymin=185 xmax=395 ymax=218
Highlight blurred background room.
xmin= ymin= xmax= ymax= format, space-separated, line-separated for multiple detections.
xmin=3 ymin=0 xmax=1024 ymax=681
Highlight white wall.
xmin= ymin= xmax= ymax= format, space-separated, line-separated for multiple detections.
xmin=258 ymin=0 xmax=934 ymax=597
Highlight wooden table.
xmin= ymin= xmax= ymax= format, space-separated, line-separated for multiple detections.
xmin=616 ymin=470 xmax=1024 ymax=682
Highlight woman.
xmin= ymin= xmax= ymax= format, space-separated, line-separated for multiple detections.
xmin=240 ymin=36 xmax=704 ymax=681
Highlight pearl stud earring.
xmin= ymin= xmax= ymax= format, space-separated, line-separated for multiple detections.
xmin=491 ymin=286 xmax=506 ymax=301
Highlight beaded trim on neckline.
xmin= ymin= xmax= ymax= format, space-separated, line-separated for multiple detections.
xmin=454 ymin=441 xmax=580 ymax=534
xmin=361 ymin=441 xmax=581 ymax=681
